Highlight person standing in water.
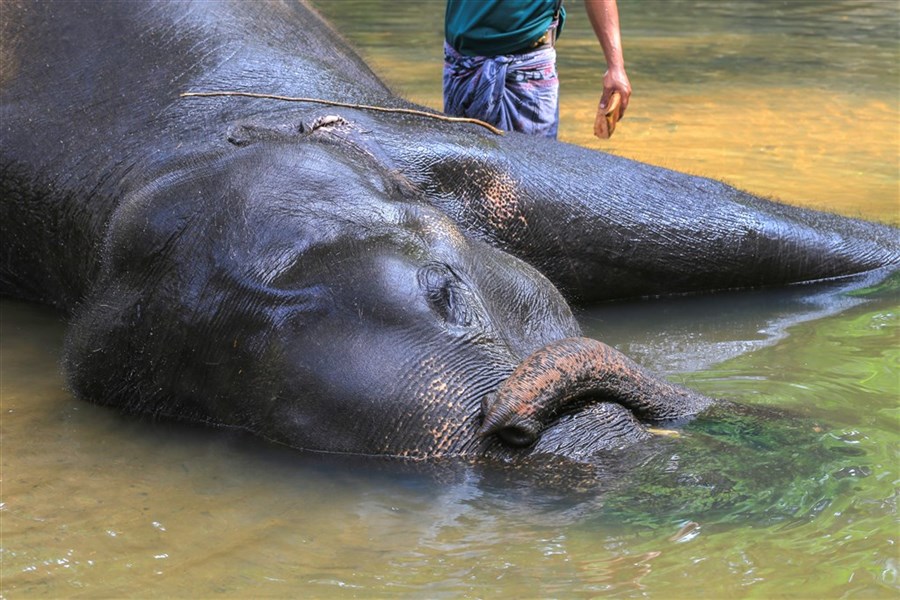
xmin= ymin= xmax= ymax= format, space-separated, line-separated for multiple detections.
xmin=443 ymin=0 xmax=632 ymax=139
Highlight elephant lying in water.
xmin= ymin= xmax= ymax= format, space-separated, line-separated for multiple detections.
xmin=1 ymin=1 xmax=897 ymax=462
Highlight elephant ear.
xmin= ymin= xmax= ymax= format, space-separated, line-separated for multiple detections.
xmin=62 ymin=154 xmax=290 ymax=426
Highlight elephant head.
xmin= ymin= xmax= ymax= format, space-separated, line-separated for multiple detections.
xmin=63 ymin=134 xmax=712 ymax=462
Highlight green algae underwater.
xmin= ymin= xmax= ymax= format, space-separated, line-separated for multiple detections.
xmin=584 ymin=273 xmax=899 ymax=531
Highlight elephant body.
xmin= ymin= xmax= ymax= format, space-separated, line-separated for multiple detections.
xmin=1 ymin=1 xmax=897 ymax=461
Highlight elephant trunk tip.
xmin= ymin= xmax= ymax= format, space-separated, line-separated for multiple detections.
xmin=479 ymin=336 xmax=715 ymax=449
xmin=478 ymin=409 xmax=541 ymax=447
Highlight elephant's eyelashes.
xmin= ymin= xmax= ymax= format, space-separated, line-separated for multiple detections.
xmin=420 ymin=264 xmax=475 ymax=328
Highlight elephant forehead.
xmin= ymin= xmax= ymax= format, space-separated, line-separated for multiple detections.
xmin=399 ymin=208 xmax=469 ymax=255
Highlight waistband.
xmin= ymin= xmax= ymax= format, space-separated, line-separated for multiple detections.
xmin=520 ymin=19 xmax=558 ymax=53
xmin=444 ymin=40 xmax=556 ymax=66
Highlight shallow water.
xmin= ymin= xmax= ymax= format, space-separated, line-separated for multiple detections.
xmin=2 ymin=1 xmax=899 ymax=598
xmin=3 ymin=276 xmax=898 ymax=598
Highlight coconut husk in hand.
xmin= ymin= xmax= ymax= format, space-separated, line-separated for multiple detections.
xmin=594 ymin=91 xmax=622 ymax=139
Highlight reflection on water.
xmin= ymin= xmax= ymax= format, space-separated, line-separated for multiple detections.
xmin=2 ymin=1 xmax=899 ymax=597
xmin=578 ymin=268 xmax=893 ymax=375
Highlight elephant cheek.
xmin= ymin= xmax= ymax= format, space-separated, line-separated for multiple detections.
xmin=378 ymin=359 xmax=503 ymax=459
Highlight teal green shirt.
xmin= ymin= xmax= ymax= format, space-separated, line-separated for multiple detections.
xmin=445 ymin=0 xmax=566 ymax=57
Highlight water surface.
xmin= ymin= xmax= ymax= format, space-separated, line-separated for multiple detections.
xmin=320 ymin=0 xmax=898 ymax=224
xmin=2 ymin=1 xmax=898 ymax=597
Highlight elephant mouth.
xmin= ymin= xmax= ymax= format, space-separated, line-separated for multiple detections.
xmin=478 ymin=337 xmax=713 ymax=453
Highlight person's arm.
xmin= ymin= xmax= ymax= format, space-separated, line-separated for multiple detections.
xmin=583 ymin=0 xmax=631 ymax=123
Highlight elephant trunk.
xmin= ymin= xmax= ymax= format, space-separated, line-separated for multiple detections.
xmin=479 ymin=337 xmax=713 ymax=447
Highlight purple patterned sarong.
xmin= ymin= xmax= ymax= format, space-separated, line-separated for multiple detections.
xmin=443 ymin=41 xmax=559 ymax=138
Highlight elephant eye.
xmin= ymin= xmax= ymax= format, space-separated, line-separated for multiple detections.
xmin=420 ymin=264 xmax=475 ymax=328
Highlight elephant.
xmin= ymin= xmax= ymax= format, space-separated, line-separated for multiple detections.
xmin=1 ymin=0 xmax=897 ymax=463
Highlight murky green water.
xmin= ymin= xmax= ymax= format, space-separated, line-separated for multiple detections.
xmin=2 ymin=1 xmax=898 ymax=597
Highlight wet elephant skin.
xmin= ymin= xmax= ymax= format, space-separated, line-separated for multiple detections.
xmin=1 ymin=1 xmax=897 ymax=462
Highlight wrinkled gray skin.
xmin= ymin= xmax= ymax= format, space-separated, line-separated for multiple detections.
xmin=1 ymin=1 xmax=897 ymax=462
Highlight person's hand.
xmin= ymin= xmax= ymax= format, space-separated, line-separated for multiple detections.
xmin=600 ymin=65 xmax=631 ymax=120
xmin=584 ymin=0 xmax=630 ymax=138
xmin=594 ymin=66 xmax=631 ymax=138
